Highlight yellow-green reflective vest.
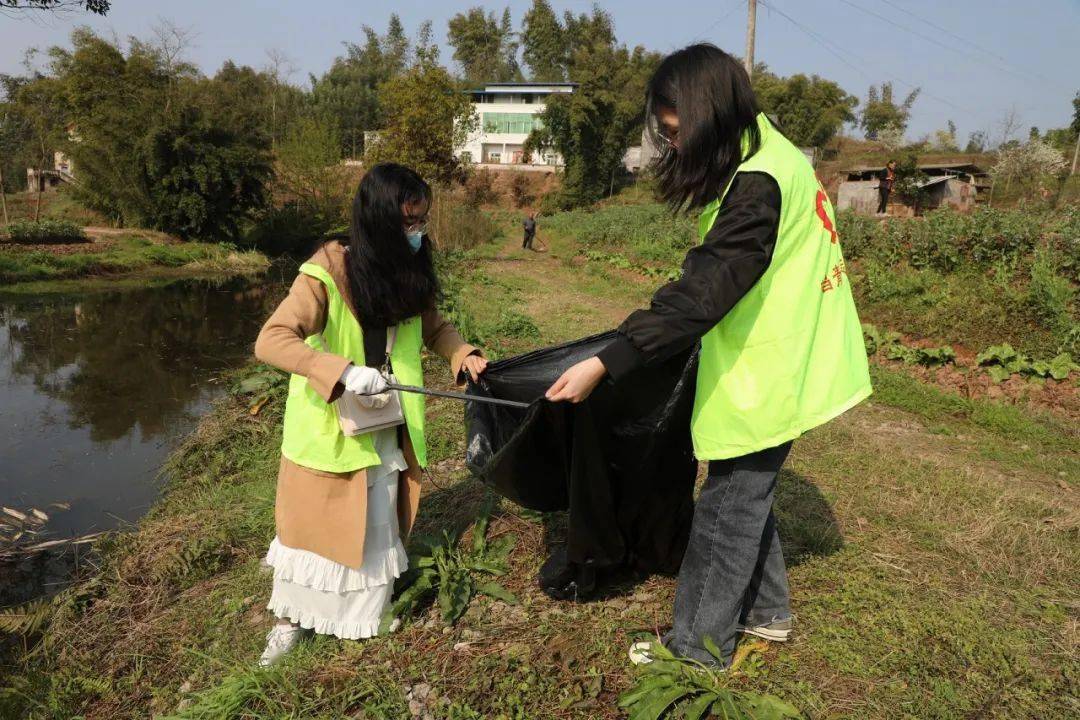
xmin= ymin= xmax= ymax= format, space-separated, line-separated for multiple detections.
xmin=691 ymin=114 xmax=872 ymax=460
xmin=280 ymin=263 xmax=428 ymax=473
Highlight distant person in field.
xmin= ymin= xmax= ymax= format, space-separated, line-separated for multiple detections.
xmin=522 ymin=211 xmax=537 ymax=250
xmin=253 ymin=163 xmax=489 ymax=666
xmin=545 ymin=43 xmax=872 ymax=670
xmin=877 ymin=159 xmax=896 ymax=214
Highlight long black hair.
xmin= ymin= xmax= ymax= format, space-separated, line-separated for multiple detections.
xmin=344 ymin=163 xmax=440 ymax=327
xmin=646 ymin=43 xmax=761 ymax=211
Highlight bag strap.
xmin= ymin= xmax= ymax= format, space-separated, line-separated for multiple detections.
xmin=381 ymin=325 xmax=398 ymax=374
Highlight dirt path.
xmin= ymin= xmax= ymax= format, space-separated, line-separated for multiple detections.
xmin=470 ymin=221 xmax=655 ymax=342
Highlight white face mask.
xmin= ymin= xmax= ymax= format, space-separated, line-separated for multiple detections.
xmin=406 ymin=231 xmax=423 ymax=253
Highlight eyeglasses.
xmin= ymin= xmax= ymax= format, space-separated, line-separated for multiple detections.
xmin=403 ymin=217 xmax=429 ymax=234
xmin=656 ymin=127 xmax=679 ymax=149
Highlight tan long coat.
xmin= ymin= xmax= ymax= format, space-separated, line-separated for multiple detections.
xmin=254 ymin=242 xmax=477 ymax=569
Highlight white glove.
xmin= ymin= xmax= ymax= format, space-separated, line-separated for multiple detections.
xmin=340 ymin=364 xmax=390 ymax=408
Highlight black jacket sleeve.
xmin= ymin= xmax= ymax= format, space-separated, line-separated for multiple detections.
xmin=597 ymin=171 xmax=782 ymax=382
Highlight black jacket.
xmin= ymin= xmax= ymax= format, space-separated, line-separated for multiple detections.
xmin=597 ymin=171 xmax=782 ymax=381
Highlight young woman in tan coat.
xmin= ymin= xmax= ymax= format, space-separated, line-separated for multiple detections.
xmin=253 ymin=163 xmax=486 ymax=664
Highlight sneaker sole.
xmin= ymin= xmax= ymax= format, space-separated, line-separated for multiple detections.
xmin=738 ymin=626 xmax=791 ymax=642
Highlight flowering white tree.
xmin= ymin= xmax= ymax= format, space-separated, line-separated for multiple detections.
xmin=991 ymin=138 xmax=1068 ymax=194
xmin=877 ymin=124 xmax=906 ymax=152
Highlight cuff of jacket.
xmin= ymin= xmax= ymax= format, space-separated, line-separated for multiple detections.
xmin=452 ymin=345 xmax=483 ymax=385
xmin=597 ymin=335 xmax=644 ymax=383
xmin=306 ymin=352 xmax=353 ymax=403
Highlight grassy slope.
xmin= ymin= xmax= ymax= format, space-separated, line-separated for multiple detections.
xmin=0 ymin=233 xmax=269 ymax=284
xmin=3 ymin=221 xmax=1078 ymax=719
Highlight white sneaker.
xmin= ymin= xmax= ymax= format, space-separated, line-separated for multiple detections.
xmin=628 ymin=640 xmax=659 ymax=665
xmin=259 ymin=624 xmax=303 ymax=666
xmin=737 ymin=617 xmax=793 ymax=642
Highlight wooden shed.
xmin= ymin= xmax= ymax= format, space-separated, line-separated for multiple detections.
xmin=837 ymin=162 xmax=986 ymax=215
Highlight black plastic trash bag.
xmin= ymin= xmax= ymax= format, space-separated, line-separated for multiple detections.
xmin=465 ymin=331 xmax=699 ymax=597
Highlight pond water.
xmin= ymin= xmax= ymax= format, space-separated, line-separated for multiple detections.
xmin=0 ymin=274 xmax=284 ymax=545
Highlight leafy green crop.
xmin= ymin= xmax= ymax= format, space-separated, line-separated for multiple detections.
xmin=618 ymin=639 xmax=802 ymax=720
xmin=975 ymin=344 xmax=1079 ymax=383
xmin=380 ymin=502 xmax=517 ymax=631
xmin=863 ymin=324 xmax=955 ymax=367
xmin=6 ymin=219 xmax=87 ymax=244
xmin=583 ymin=249 xmax=680 ymax=282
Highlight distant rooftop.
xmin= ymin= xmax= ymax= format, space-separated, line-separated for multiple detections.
xmin=843 ymin=161 xmax=985 ymax=174
xmin=468 ymin=81 xmax=578 ymax=95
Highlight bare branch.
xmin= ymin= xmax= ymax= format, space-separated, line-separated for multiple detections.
xmin=0 ymin=1 xmax=110 ymax=16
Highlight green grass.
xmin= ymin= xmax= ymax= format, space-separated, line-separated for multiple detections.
xmin=0 ymin=234 xmax=269 ymax=285
xmin=3 ymin=214 xmax=1078 ymax=719
xmin=2 ymin=187 xmax=106 ymax=226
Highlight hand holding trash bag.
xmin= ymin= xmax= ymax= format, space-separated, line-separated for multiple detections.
xmin=461 ymin=354 xmax=489 ymax=383
xmin=545 ymin=356 xmax=606 ymax=403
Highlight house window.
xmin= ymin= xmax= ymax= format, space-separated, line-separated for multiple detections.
xmin=482 ymin=113 xmax=544 ymax=134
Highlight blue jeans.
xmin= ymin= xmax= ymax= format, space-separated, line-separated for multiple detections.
xmin=666 ymin=442 xmax=793 ymax=666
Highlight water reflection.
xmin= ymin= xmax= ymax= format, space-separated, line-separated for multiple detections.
xmin=0 ymin=276 xmax=282 ymax=537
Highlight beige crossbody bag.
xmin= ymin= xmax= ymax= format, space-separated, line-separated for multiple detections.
xmin=335 ymin=326 xmax=406 ymax=436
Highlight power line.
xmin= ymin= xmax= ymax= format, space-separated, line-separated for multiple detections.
xmin=759 ymin=0 xmax=974 ymax=115
xmin=837 ymin=0 xmax=1058 ymax=90
xmin=700 ymin=0 xmax=745 ymax=40
xmin=874 ymin=0 xmax=1059 ymax=89
xmin=875 ymin=0 xmax=1011 ymax=65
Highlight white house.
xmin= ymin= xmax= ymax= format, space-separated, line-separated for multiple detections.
xmin=457 ymin=82 xmax=576 ymax=168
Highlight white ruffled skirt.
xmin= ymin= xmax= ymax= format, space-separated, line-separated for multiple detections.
xmin=265 ymin=427 xmax=409 ymax=640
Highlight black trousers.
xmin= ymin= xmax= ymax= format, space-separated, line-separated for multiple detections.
xmin=523 ymin=231 xmax=535 ymax=249
xmin=877 ymin=187 xmax=890 ymax=214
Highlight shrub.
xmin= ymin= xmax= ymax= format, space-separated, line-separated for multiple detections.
xmin=5 ymin=219 xmax=87 ymax=244
xmin=509 ymin=173 xmax=534 ymax=209
xmin=430 ymin=193 xmax=501 ymax=252
xmin=463 ymin=169 xmax=499 ymax=207
xmin=967 ymin=207 xmax=1043 ymax=267
xmin=1026 ymin=250 xmax=1076 ymax=332
xmin=544 ymin=203 xmax=694 ymax=269
xmin=489 ymin=310 xmax=540 ymax=341
xmin=909 ymin=209 xmax=968 ymax=272
xmin=835 ymin=210 xmax=878 ymax=260
xmin=241 ymin=203 xmax=331 ymax=257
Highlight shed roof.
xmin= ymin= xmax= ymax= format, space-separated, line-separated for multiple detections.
xmin=843 ymin=161 xmax=985 ymax=174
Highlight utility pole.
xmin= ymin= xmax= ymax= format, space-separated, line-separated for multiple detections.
xmin=1072 ymin=131 xmax=1079 ymax=176
xmin=744 ymin=0 xmax=757 ymax=79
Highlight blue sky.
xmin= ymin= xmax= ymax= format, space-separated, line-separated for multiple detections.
xmin=1 ymin=1 xmax=1077 ymax=143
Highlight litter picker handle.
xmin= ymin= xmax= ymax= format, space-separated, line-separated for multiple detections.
xmin=385 ymin=382 xmax=531 ymax=409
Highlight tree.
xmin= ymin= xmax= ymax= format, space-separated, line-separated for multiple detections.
xmin=876 ymin=124 xmax=906 ymax=151
xmin=138 ymin=97 xmax=271 ymax=239
xmin=447 ymin=6 xmax=520 ymax=83
xmin=752 ymin=65 xmax=857 ymax=147
xmin=1072 ymin=90 xmax=1080 ymax=137
xmin=276 ymin=114 xmax=350 ymax=224
xmin=891 ymin=152 xmax=929 ymax=214
xmin=521 ymin=0 xmax=565 ymax=82
xmin=996 ymin=105 xmax=1022 ymax=147
xmin=0 ymin=74 xmax=33 ymax=203
xmin=0 ymin=0 xmax=108 ymax=14
xmin=525 ymin=8 xmax=660 ymax=207
xmin=13 ymin=74 xmax=64 ymax=221
xmin=964 ymin=130 xmax=987 ymax=154
xmin=34 ymin=29 xmax=271 ymax=238
xmin=860 ymin=82 xmax=919 ymax=139
xmin=930 ymin=119 xmax=959 ymax=152
xmin=310 ymin=15 xmax=417 ymax=158
xmin=365 ymin=54 xmax=478 ymax=185
xmin=991 ymin=138 xmax=1068 ymax=193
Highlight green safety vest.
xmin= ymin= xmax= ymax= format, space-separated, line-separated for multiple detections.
xmin=280 ymin=263 xmax=428 ymax=473
xmin=691 ymin=113 xmax=872 ymax=460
